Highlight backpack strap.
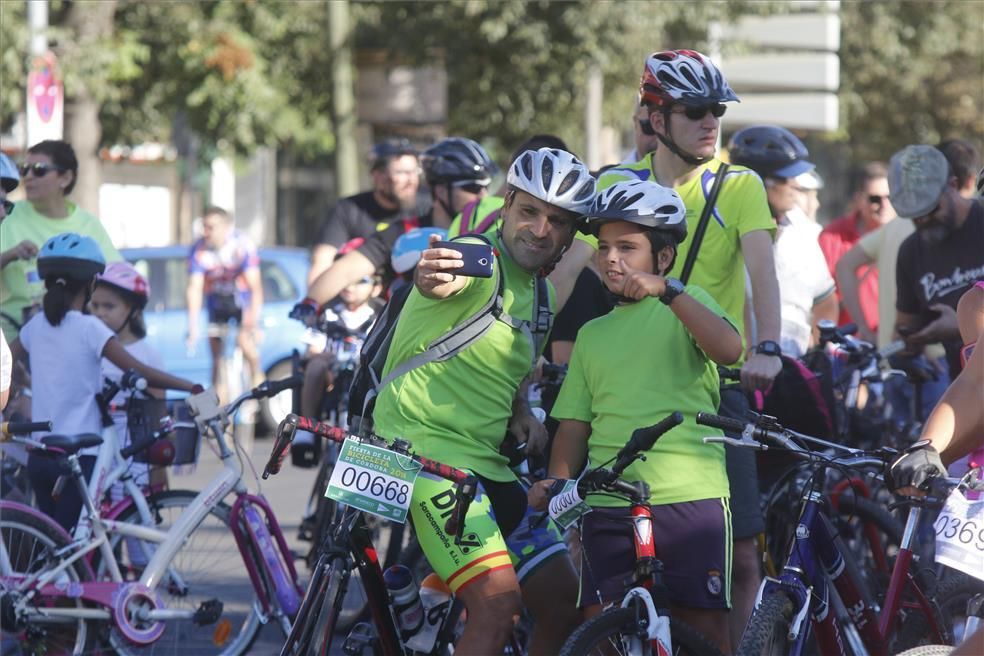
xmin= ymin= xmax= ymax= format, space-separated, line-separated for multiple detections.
xmin=373 ymin=234 xmax=551 ymax=394
xmin=679 ymin=163 xmax=729 ymax=285
xmin=470 ymin=206 xmax=502 ymax=236
xmin=453 ymin=200 xmax=480 ymax=238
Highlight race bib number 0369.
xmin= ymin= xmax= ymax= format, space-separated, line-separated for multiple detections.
xmin=326 ymin=439 xmax=422 ymax=524
xmin=934 ymin=487 xmax=984 ymax=582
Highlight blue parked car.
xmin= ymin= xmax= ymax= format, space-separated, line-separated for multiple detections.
xmin=121 ymin=245 xmax=308 ymax=432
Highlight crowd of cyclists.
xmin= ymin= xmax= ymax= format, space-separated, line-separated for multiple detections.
xmin=0 ymin=46 xmax=982 ymax=655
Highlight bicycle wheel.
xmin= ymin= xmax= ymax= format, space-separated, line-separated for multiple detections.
xmin=560 ymin=605 xmax=722 ymax=656
xmin=101 ymin=490 xmax=264 ymax=655
xmin=0 ymin=504 xmax=92 ymax=655
xmin=736 ymin=590 xmax=798 ymax=656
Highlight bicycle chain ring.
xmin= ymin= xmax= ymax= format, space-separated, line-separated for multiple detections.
xmin=113 ymin=582 xmax=165 ymax=645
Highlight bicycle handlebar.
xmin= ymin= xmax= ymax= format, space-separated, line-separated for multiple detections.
xmin=265 ymin=414 xmax=478 ymax=544
xmin=613 ymin=412 xmax=684 ymax=475
xmin=0 ymin=420 xmax=52 ymax=440
xmin=696 ymin=412 xmax=892 ymax=471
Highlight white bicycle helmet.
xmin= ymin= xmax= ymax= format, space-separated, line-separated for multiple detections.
xmin=584 ymin=179 xmax=688 ymax=243
xmin=507 ymin=148 xmax=596 ymax=216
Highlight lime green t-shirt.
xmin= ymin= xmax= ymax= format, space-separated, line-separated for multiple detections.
xmin=371 ymin=233 xmax=553 ymax=482
xmin=0 ymin=201 xmax=122 ymax=341
xmin=551 ymin=288 xmax=732 ymax=507
xmin=599 ymin=156 xmax=774 ymax=348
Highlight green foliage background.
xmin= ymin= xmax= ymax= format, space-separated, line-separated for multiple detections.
xmin=0 ymin=0 xmax=981 ymax=164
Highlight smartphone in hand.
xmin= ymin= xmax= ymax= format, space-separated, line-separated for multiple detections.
xmin=432 ymin=240 xmax=495 ymax=278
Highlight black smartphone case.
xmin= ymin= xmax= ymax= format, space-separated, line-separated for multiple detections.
xmin=433 ymin=240 xmax=495 ymax=278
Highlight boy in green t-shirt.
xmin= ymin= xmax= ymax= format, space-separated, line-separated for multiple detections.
xmin=529 ymin=179 xmax=743 ymax=654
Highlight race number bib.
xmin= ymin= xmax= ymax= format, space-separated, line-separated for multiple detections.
xmin=548 ymin=479 xmax=592 ymax=530
xmin=326 ymin=439 xmax=422 ymax=523
xmin=934 ymin=487 xmax=984 ymax=582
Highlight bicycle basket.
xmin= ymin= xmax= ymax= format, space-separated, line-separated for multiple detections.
xmin=165 ymin=399 xmax=202 ymax=466
xmin=126 ymin=397 xmax=169 ymax=465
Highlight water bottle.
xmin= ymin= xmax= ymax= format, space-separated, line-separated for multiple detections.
xmin=383 ymin=565 xmax=424 ymax=641
xmin=406 ymin=573 xmax=452 ymax=653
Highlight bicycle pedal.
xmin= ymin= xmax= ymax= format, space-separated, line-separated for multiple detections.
xmin=192 ymin=598 xmax=224 ymax=626
xmin=343 ymin=622 xmax=378 ymax=656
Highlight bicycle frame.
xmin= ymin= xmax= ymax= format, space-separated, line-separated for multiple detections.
xmin=756 ymin=486 xmax=946 ymax=656
xmin=282 ymin=504 xmax=404 ymax=656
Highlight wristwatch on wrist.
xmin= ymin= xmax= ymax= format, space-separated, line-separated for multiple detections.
xmin=754 ymin=340 xmax=782 ymax=358
xmin=660 ymin=277 xmax=685 ymax=306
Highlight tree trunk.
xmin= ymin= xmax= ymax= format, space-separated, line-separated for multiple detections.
xmin=62 ymin=0 xmax=117 ymax=218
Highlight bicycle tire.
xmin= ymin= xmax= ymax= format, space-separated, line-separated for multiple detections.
xmin=0 ymin=504 xmax=92 ymax=655
xmin=99 ymin=490 xmax=264 ymax=656
xmin=894 ymin=646 xmax=954 ymax=656
xmin=560 ymin=605 xmax=723 ymax=656
xmin=736 ymin=590 xmax=798 ymax=656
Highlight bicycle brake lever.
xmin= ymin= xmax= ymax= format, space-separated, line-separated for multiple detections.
xmin=702 ymin=435 xmax=768 ymax=450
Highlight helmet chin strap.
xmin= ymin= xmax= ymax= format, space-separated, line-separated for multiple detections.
xmin=656 ymin=112 xmax=712 ymax=167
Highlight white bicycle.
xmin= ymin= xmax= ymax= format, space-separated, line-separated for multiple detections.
xmin=0 ymin=377 xmax=303 ymax=655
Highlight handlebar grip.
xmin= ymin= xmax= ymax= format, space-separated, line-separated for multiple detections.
xmin=120 ymin=433 xmax=158 ymax=460
xmin=1 ymin=420 xmax=53 ymax=438
xmin=695 ymin=412 xmax=747 ymax=434
xmin=263 ymin=415 xmax=299 ymax=479
xmin=260 ymin=374 xmax=304 ymax=398
xmin=617 ymin=412 xmax=684 ymax=459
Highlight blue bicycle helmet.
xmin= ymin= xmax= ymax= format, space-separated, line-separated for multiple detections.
xmin=728 ymin=125 xmax=815 ymax=179
xmin=0 ymin=153 xmax=19 ymax=192
xmin=37 ymin=232 xmax=106 ymax=281
xmin=391 ymin=227 xmax=447 ymax=274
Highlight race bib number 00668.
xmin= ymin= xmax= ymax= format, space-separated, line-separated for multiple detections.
xmin=933 ymin=487 xmax=984 ymax=583
xmin=326 ymin=439 xmax=422 ymax=524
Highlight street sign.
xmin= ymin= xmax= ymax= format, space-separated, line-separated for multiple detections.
xmin=26 ymin=51 xmax=63 ymax=144
xmin=721 ymin=13 xmax=840 ymax=52
xmin=725 ymin=93 xmax=839 ymax=132
xmin=725 ymin=53 xmax=839 ymax=93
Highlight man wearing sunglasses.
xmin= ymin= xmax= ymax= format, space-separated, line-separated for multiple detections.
xmin=818 ymin=161 xmax=896 ymax=342
xmin=890 ymin=144 xmax=984 ymax=381
xmin=599 ymin=49 xmax=781 ymax=649
xmin=294 ymin=137 xmax=498 ymax=318
xmin=0 ymin=153 xmax=18 ymax=221
xmin=307 ymin=139 xmax=427 ymax=285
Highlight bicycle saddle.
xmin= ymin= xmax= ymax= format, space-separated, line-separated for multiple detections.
xmin=41 ymin=433 xmax=104 ymax=453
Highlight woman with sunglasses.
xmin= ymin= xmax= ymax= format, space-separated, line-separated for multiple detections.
xmin=0 ymin=139 xmax=121 ymax=341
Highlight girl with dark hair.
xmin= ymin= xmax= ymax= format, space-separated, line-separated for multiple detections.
xmin=0 ymin=140 xmax=122 ymax=342
xmin=9 ymin=233 xmax=200 ymax=532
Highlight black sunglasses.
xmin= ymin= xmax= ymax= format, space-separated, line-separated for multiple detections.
xmin=674 ymin=103 xmax=728 ymax=121
xmin=452 ymin=182 xmax=487 ymax=195
xmin=18 ymin=162 xmax=65 ymax=178
xmin=1 ymin=200 xmax=13 ymax=215
xmin=867 ymin=194 xmax=890 ymax=206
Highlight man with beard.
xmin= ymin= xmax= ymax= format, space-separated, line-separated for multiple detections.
xmin=374 ymin=148 xmax=595 ymax=655
xmin=307 ymin=139 xmax=427 ymax=284
xmin=892 ymin=144 xmax=984 ymax=379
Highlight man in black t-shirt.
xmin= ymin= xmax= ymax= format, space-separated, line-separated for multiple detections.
xmin=295 ymin=138 xmax=498 ymax=314
xmin=307 ymin=140 xmax=429 ymax=284
xmin=890 ymin=144 xmax=984 ymax=378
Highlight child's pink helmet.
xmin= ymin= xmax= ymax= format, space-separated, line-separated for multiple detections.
xmin=97 ymin=261 xmax=150 ymax=308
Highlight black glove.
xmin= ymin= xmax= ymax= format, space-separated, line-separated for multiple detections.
xmin=289 ymin=297 xmax=319 ymax=324
xmin=887 ymin=441 xmax=946 ymax=492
